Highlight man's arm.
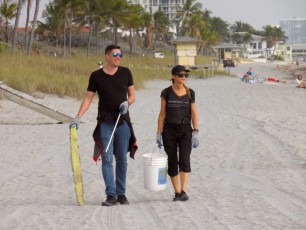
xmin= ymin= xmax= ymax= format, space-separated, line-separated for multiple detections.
xmin=127 ymin=85 xmax=135 ymax=105
xmin=76 ymin=91 xmax=95 ymax=118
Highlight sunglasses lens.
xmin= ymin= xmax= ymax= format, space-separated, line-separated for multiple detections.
xmin=177 ymin=74 xmax=188 ymax=78
xmin=113 ymin=52 xmax=123 ymax=58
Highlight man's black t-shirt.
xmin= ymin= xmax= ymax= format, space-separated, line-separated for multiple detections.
xmin=87 ymin=66 xmax=133 ymax=116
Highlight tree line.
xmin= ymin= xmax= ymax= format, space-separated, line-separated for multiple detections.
xmin=0 ymin=0 xmax=286 ymax=56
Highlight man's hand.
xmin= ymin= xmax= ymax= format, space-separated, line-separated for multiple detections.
xmin=69 ymin=117 xmax=81 ymax=130
xmin=119 ymin=101 xmax=129 ymax=115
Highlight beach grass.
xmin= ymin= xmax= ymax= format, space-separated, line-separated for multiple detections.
xmin=0 ymin=54 xmax=227 ymax=99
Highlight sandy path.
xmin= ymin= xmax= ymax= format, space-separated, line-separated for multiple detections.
xmin=0 ymin=63 xmax=306 ymax=229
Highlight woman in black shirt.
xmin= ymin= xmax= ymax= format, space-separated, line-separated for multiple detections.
xmin=157 ymin=65 xmax=199 ymax=201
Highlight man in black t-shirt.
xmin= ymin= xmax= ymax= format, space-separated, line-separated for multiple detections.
xmin=69 ymin=45 xmax=137 ymax=206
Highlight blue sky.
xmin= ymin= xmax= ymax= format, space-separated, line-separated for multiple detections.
xmin=15 ymin=0 xmax=306 ymax=31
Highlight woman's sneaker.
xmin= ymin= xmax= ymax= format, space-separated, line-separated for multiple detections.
xmin=102 ymin=195 xmax=117 ymax=206
xmin=117 ymin=195 xmax=129 ymax=205
xmin=180 ymin=191 xmax=189 ymax=201
xmin=173 ymin=192 xmax=181 ymax=201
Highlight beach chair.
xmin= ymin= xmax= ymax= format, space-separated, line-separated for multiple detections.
xmin=249 ymin=73 xmax=260 ymax=83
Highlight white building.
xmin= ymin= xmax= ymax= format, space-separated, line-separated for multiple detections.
xmin=244 ymin=34 xmax=268 ymax=59
xmin=234 ymin=33 xmax=269 ymax=59
xmin=278 ymin=44 xmax=306 ymax=62
xmin=127 ymin=0 xmax=183 ymax=26
xmin=280 ymin=17 xmax=306 ymax=44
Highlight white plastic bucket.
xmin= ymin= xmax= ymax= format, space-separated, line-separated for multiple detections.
xmin=143 ymin=153 xmax=168 ymax=191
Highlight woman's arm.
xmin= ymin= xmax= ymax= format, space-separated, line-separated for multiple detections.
xmin=157 ymin=98 xmax=166 ymax=133
xmin=191 ymin=103 xmax=199 ymax=131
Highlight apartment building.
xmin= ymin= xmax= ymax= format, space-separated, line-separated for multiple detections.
xmin=127 ymin=0 xmax=183 ymax=26
xmin=279 ymin=18 xmax=306 ymax=61
xmin=280 ymin=18 xmax=306 ymax=44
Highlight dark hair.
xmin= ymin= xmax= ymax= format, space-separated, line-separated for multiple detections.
xmin=105 ymin=45 xmax=120 ymax=54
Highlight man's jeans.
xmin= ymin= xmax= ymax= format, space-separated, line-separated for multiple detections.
xmin=100 ymin=120 xmax=131 ymax=197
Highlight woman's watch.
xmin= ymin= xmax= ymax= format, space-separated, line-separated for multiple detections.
xmin=193 ymin=129 xmax=199 ymax=132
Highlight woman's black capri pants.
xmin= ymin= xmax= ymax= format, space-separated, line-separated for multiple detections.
xmin=162 ymin=123 xmax=192 ymax=177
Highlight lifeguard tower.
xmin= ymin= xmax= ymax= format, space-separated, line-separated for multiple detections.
xmin=170 ymin=37 xmax=202 ymax=66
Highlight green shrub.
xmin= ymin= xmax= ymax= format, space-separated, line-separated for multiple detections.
xmin=268 ymin=55 xmax=284 ymax=61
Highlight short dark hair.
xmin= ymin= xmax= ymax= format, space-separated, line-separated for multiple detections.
xmin=105 ymin=45 xmax=121 ymax=54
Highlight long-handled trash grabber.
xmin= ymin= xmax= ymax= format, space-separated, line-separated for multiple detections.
xmin=104 ymin=114 xmax=121 ymax=154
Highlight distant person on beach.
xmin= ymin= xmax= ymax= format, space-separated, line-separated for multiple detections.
xmin=267 ymin=77 xmax=286 ymax=83
xmin=156 ymin=65 xmax=199 ymax=202
xmin=69 ymin=44 xmax=137 ymax=206
xmin=98 ymin=61 xmax=103 ymax=69
xmin=296 ymin=75 xmax=306 ymax=88
xmin=241 ymin=67 xmax=253 ymax=83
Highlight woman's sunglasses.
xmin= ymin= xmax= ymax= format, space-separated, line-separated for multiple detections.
xmin=176 ymin=73 xmax=189 ymax=78
xmin=112 ymin=52 xmax=123 ymax=58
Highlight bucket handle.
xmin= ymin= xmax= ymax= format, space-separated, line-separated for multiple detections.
xmin=150 ymin=145 xmax=164 ymax=162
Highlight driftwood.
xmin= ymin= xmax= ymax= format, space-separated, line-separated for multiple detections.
xmin=0 ymin=82 xmax=73 ymax=123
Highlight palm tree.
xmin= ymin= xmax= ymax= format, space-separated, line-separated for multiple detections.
xmin=188 ymin=9 xmax=211 ymax=54
xmin=231 ymin=32 xmax=252 ymax=45
xmin=186 ymin=10 xmax=208 ymax=54
xmin=70 ymin=0 xmax=87 ymax=54
xmin=201 ymin=29 xmax=219 ymax=55
xmin=26 ymin=0 xmax=40 ymax=55
xmin=142 ymin=12 xmax=152 ymax=49
xmin=95 ymin=0 xmax=128 ymax=45
xmin=208 ymin=17 xmax=229 ymax=42
xmin=263 ymin=25 xmax=286 ymax=57
xmin=176 ymin=0 xmax=202 ymax=36
xmin=122 ymin=4 xmax=144 ymax=54
xmin=51 ymin=0 xmax=87 ymax=56
xmin=53 ymin=0 xmax=71 ymax=56
xmin=84 ymin=0 xmax=99 ymax=56
xmin=231 ymin=21 xmax=255 ymax=33
xmin=152 ymin=7 xmax=169 ymax=50
xmin=188 ymin=10 xmax=206 ymax=38
xmin=200 ymin=17 xmax=228 ymax=56
xmin=0 ymin=0 xmax=17 ymax=46
xmin=11 ymin=0 xmax=23 ymax=55
xmin=24 ymin=0 xmax=32 ymax=51
xmin=38 ymin=1 xmax=64 ymax=50
xmin=56 ymin=0 xmax=71 ymax=56
xmin=108 ymin=0 xmax=128 ymax=45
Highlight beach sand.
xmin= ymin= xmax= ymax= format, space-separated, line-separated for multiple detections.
xmin=0 ymin=63 xmax=306 ymax=229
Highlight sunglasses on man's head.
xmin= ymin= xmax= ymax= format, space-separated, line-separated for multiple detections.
xmin=176 ymin=73 xmax=189 ymax=78
xmin=112 ymin=52 xmax=123 ymax=58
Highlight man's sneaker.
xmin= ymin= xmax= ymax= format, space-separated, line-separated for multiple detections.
xmin=117 ymin=195 xmax=129 ymax=205
xmin=180 ymin=191 xmax=189 ymax=201
xmin=102 ymin=195 xmax=117 ymax=206
xmin=173 ymin=192 xmax=181 ymax=201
